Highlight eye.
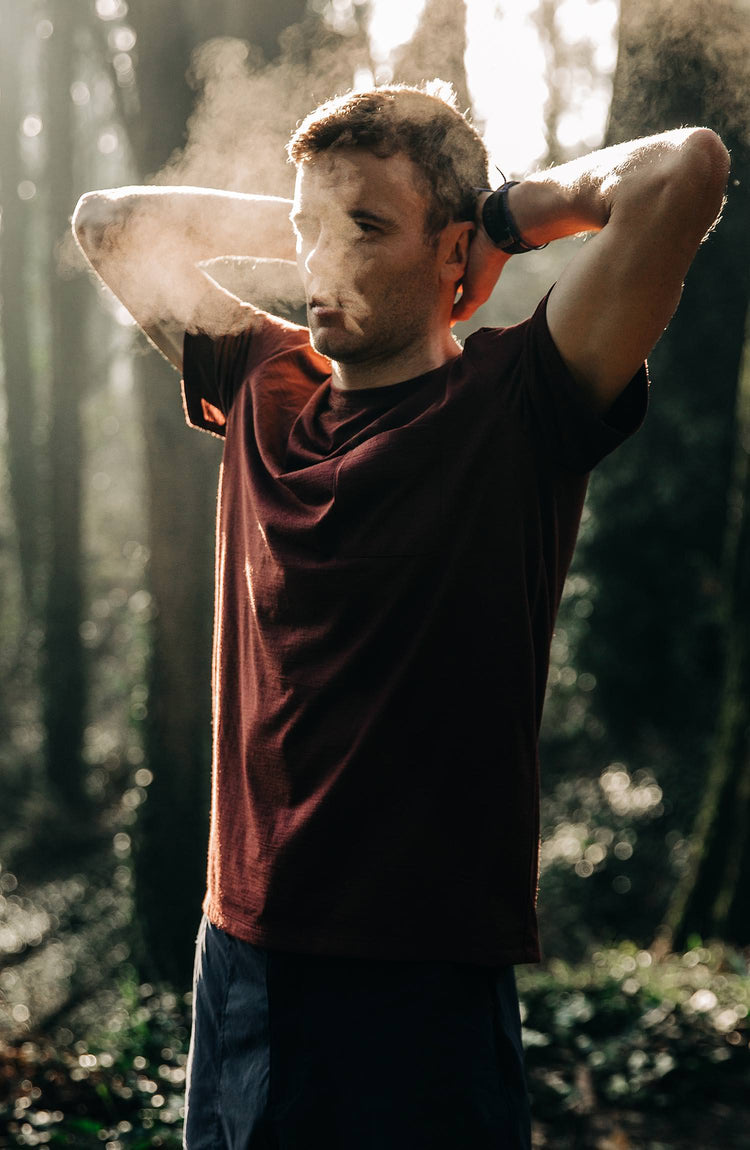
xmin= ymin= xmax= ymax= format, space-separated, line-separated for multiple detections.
xmin=353 ymin=217 xmax=381 ymax=236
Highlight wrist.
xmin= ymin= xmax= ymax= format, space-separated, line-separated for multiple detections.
xmin=475 ymin=182 xmax=548 ymax=254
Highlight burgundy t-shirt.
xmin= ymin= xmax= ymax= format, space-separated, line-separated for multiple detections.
xmin=182 ymin=296 xmax=647 ymax=966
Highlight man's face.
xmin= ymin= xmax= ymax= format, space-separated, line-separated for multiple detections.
xmin=291 ymin=149 xmax=448 ymax=368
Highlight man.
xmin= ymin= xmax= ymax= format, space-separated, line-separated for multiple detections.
xmin=74 ymin=81 xmax=728 ymax=1149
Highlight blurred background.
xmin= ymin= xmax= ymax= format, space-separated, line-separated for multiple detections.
xmin=0 ymin=0 xmax=749 ymax=1146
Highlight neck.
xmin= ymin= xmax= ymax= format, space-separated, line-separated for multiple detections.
xmin=331 ymin=330 xmax=461 ymax=392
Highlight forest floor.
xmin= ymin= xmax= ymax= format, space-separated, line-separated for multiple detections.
xmin=1 ymin=831 xmax=749 ymax=1149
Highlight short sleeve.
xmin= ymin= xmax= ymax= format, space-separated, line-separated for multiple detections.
xmin=181 ymin=313 xmax=314 ymax=437
xmin=519 ymin=292 xmax=649 ymax=473
xmin=181 ymin=326 xmax=255 ymax=437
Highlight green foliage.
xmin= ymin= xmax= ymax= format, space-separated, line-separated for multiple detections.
xmin=1 ymin=945 xmax=748 ymax=1148
xmin=518 ymin=941 xmax=750 ymax=1146
xmin=536 ymin=755 xmax=677 ymax=959
xmin=0 ymin=978 xmax=190 ymax=1148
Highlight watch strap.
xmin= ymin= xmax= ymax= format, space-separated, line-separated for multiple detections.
xmin=479 ymin=181 xmax=547 ymax=254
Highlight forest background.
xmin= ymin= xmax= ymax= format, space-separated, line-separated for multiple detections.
xmin=1 ymin=0 xmax=749 ymax=1146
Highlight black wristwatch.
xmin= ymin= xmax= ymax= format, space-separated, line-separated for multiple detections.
xmin=477 ymin=181 xmax=547 ymax=254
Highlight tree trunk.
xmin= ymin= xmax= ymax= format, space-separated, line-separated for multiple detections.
xmin=392 ymin=0 xmax=471 ymax=114
xmin=579 ymin=0 xmax=750 ymax=941
xmin=0 ymin=0 xmax=40 ymax=612
xmin=42 ymin=0 xmax=90 ymax=812
xmin=578 ymin=0 xmax=750 ymax=788
xmin=133 ymin=351 xmax=219 ymax=985
xmin=666 ymin=319 xmax=750 ymax=944
xmin=534 ymin=0 xmax=566 ymax=167
xmin=189 ymin=0 xmax=309 ymax=55
xmin=121 ymin=0 xmax=220 ymax=986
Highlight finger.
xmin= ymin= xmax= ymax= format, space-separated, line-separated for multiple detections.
xmin=453 ymin=269 xmax=489 ymax=319
xmin=451 ymin=292 xmax=476 ymax=323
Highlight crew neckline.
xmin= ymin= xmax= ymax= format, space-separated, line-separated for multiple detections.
xmin=327 ymin=352 xmax=461 ymax=412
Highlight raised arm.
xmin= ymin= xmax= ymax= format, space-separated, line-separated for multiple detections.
xmin=73 ymin=187 xmax=297 ymax=371
xmin=454 ymin=128 xmax=730 ymax=414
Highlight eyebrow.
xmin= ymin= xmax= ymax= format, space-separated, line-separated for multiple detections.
xmin=289 ymin=207 xmax=397 ymax=231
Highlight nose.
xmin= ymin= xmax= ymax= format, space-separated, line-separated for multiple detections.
xmin=302 ymin=226 xmax=344 ymax=281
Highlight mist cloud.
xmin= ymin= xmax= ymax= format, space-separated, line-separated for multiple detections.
xmin=76 ymin=19 xmax=380 ymax=336
xmin=155 ymin=24 xmax=373 ymax=196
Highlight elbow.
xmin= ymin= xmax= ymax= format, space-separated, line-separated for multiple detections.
xmin=72 ymin=191 xmax=121 ymax=256
xmin=638 ymin=129 xmax=732 ymax=247
xmin=686 ymin=127 xmax=730 ymax=177
xmin=72 ymin=191 xmax=94 ymax=233
xmin=72 ymin=192 xmax=99 ymax=254
xmin=681 ymin=128 xmax=731 ymax=230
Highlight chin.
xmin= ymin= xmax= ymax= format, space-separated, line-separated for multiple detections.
xmin=309 ymin=328 xmax=367 ymax=364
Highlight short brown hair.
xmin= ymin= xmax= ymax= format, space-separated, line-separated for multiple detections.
xmin=287 ymin=80 xmax=489 ymax=237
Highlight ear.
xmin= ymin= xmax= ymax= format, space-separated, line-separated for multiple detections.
xmin=438 ymin=220 xmax=475 ymax=286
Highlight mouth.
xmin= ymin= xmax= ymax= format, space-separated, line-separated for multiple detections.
xmin=309 ymin=297 xmax=342 ymax=318
xmin=308 ymin=294 xmax=366 ymax=336
xmin=310 ymin=304 xmax=341 ymax=319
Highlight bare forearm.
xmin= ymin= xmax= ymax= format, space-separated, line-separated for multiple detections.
xmin=73 ymin=186 xmax=296 ymax=333
xmin=74 ymin=185 xmax=295 ymax=260
xmin=506 ymin=128 xmax=729 ymax=249
xmin=456 ymin=127 xmax=729 ymax=325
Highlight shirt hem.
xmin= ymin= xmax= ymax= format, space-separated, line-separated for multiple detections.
xmin=202 ymin=894 xmax=541 ymax=968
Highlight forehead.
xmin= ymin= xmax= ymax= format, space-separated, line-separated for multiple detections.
xmin=292 ymin=149 xmax=428 ymax=220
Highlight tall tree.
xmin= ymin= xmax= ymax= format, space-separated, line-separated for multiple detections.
xmin=666 ymin=325 xmax=750 ymax=944
xmin=577 ymin=0 xmax=750 ymax=934
xmin=191 ymin=0 xmax=310 ymax=56
xmin=0 ymin=0 xmax=40 ymax=612
xmin=534 ymin=0 xmax=611 ymax=166
xmin=42 ymin=0 xmax=91 ymax=812
xmin=392 ymin=0 xmax=471 ymax=113
xmin=123 ymin=0 xmax=227 ymax=986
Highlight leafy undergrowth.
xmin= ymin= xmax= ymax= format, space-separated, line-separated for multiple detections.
xmin=519 ymin=940 xmax=750 ymax=1148
xmin=0 ymin=942 xmax=748 ymax=1148
xmin=0 ymin=980 xmax=189 ymax=1149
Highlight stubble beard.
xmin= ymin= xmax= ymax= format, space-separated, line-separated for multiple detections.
xmin=309 ymin=325 xmax=380 ymax=365
xmin=307 ymin=283 xmax=435 ymax=370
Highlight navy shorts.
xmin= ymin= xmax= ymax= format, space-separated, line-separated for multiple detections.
xmin=184 ymin=916 xmax=531 ymax=1149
